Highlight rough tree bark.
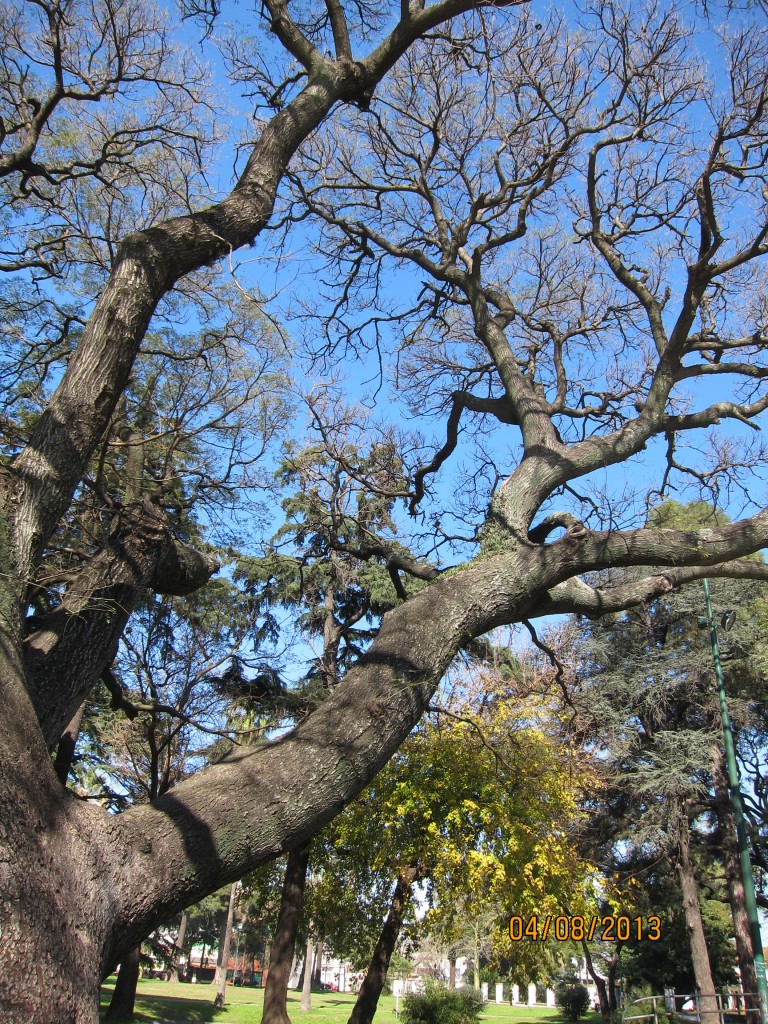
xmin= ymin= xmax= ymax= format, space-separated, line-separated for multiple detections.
xmin=347 ymin=866 xmax=419 ymax=1024
xmin=53 ymin=702 xmax=87 ymax=786
xmin=25 ymin=499 xmax=220 ymax=749
xmin=4 ymin=509 xmax=768 ymax=1022
xmin=261 ymin=845 xmax=311 ymax=1024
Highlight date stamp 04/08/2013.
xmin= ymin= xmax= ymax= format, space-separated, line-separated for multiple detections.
xmin=508 ymin=915 xmax=662 ymax=943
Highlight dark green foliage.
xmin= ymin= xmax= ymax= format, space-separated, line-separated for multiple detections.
xmin=555 ymin=983 xmax=590 ymax=1021
xmin=234 ymin=440 xmax=413 ymax=695
xmin=620 ymin=886 xmax=737 ymax=993
xmin=624 ymin=984 xmax=673 ymax=1024
xmin=401 ymin=984 xmax=484 ymax=1024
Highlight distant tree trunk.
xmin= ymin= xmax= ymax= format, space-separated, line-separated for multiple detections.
xmin=448 ymin=955 xmax=456 ymax=991
xmin=581 ymin=938 xmax=611 ymax=1021
xmin=347 ymin=866 xmax=418 ymax=1024
xmin=603 ymin=946 xmax=622 ymax=1015
xmin=314 ymin=939 xmax=324 ymax=987
xmin=52 ymin=702 xmax=86 ymax=785
xmin=674 ymin=805 xmax=719 ymax=1023
xmin=105 ymin=945 xmax=142 ymax=1020
xmin=472 ymin=925 xmax=480 ymax=990
xmin=235 ymin=931 xmax=245 ymax=984
xmin=261 ymin=845 xmax=311 ymax=1024
xmin=301 ymin=936 xmax=314 ymax=1010
xmin=169 ymin=911 xmax=188 ymax=983
xmin=214 ymin=882 xmax=238 ymax=1008
xmin=213 ymin=885 xmax=236 ymax=987
xmin=713 ymin=753 xmax=759 ymax=1013
xmin=213 ymin=915 xmax=227 ymax=983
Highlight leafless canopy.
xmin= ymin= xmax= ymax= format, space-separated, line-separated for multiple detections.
xmin=285 ymin=0 xmax=768 ymax=605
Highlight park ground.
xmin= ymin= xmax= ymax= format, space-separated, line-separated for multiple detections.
xmin=98 ymin=982 xmax=597 ymax=1024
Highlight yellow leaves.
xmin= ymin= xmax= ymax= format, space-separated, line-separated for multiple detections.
xmin=323 ymin=674 xmax=601 ymax=963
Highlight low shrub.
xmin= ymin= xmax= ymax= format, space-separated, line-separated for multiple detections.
xmin=626 ymin=983 xmax=673 ymax=1024
xmin=400 ymin=983 xmax=484 ymax=1024
xmin=555 ymin=983 xmax=591 ymax=1021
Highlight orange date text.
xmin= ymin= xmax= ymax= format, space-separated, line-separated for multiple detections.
xmin=508 ymin=915 xmax=661 ymax=942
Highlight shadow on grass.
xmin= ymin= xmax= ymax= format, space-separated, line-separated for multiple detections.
xmin=484 ymin=1016 xmax=563 ymax=1024
xmin=100 ymin=984 xmax=226 ymax=1022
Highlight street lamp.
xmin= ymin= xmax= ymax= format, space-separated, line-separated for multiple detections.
xmin=234 ymin=922 xmax=244 ymax=986
xmin=702 ymin=579 xmax=768 ymax=1024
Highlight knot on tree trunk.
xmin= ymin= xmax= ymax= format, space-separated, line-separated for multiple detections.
xmin=528 ymin=512 xmax=586 ymax=544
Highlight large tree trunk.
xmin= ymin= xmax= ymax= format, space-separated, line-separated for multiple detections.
xmin=105 ymin=945 xmax=142 ymax=1020
xmin=0 ymin=634 xmax=119 ymax=1023
xmin=2 ymin=538 xmax=763 ymax=1024
xmin=0 ymin=11 xmax=528 ymax=1011
xmin=347 ymin=866 xmax=418 ymax=1024
xmin=24 ymin=500 xmax=219 ymax=750
xmin=262 ymin=845 xmax=311 ymax=1024
xmin=4 ymin=9 xmax=768 ymax=1004
xmin=674 ymin=805 xmax=720 ymax=1024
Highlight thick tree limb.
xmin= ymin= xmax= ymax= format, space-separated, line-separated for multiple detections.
xmin=24 ymin=499 xmax=218 ymax=748
xmin=4 ymin=491 xmax=768 ymax=1014
xmin=530 ymin=559 xmax=768 ymax=620
xmin=331 ymin=538 xmax=439 ymax=582
xmin=72 ymin=507 xmax=768 ymax=965
xmin=324 ymin=0 xmax=352 ymax=59
xmin=3 ymin=0 xmax=528 ymax=592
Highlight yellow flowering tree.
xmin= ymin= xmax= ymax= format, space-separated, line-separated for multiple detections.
xmin=312 ymin=672 xmax=598 ymax=1024
xmin=424 ymin=680 xmax=600 ymax=989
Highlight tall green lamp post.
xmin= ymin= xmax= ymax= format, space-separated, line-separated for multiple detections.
xmin=703 ymin=579 xmax=768 ymax=1024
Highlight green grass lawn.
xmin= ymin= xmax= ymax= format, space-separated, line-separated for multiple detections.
xmin=99 ymin=980 xmax=595 ymax=1024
